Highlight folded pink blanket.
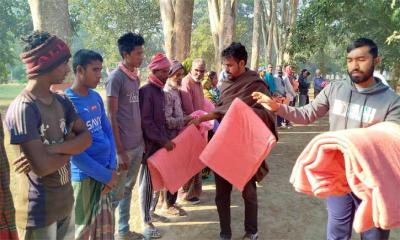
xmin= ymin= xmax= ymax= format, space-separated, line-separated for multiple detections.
xmin=290 ymin=121 xmax=400 ymax=232
xmin=148 ymin=125 xmax=207 ymax=193
xmin=200 ymin=98 xmax=277 ymax=191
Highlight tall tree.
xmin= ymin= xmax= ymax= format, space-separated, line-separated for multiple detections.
xmin=69 ymin=0 xmax=161 ymax=67
xmin=159 ymin=0 xmax=194 ymax=61
xmin=28 ymin=0 xmax=72 ymax=44
xmin=250 ymin=0 xmax=262 ymax=70
xmin=208 ymin=0 xmax=238 ymax=71
xmin=291 ymin=0 xmax=400 ymax=85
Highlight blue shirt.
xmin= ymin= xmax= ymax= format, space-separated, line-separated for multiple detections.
xmin=65 ymin=88 xmax=117 ymax=184
xmin=264 ymin=73 xmax=276 ymax=93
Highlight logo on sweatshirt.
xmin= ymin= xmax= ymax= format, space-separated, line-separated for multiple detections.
xmin=332 ymin=99 xmax=377 ymax=124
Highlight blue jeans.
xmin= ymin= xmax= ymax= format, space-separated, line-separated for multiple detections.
xmin=299 ymin=94 xmax=308 ymax=107
xmin=111 ymin=144 xmax=144 ymax=235
xmin=327 ymin=193 xmax=390 ymax=240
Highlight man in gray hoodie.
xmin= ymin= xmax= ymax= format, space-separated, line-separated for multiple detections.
xmin=252 ymin=38 xmax=400 ymax=240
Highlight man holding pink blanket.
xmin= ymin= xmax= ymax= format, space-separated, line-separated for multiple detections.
xmin=253 ymin=38 xmax=400 ymax=240
xmin=191 ymin=42 xmax=276 ymax=240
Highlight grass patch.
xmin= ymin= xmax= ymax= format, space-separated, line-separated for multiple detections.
xmin=0 ymin=84 xmax=25 ymax=116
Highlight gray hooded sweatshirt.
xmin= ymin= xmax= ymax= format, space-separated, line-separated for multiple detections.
xmin=276 ymin=78 xmax=400 ymax=130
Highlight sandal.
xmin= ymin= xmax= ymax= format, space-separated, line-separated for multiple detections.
xmin=162 ymin=206 xmax=181 ymax=216
xmin=174 ymin=205 xmax=187 ymax=216
xmin=143 ymin=227 xmax=162 ymax=239
xmin=150 ymin=212 xmax=170 ymax=223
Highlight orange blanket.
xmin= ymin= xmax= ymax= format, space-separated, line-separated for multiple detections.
xmin=290 ymin=121 xmax=400 ymax=232
xmin=148 ymin=125 xmax=207 ymax=193
xmin=200 ymin=98 xmax=277 ymax=191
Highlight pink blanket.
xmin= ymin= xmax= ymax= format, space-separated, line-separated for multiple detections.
xmin=203 ymin=98 xmax=215 ymax=113
xmin=190 ymin=110 xmax=214 ymax=137
xmin=148 ymin=125 xmax=207 ymax=193
xmin=290 ymin=121 xmax=400 ymax=232
xmin=200 ymin=98 xmax=277 ymax=191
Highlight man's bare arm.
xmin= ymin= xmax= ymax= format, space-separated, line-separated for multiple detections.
xmin=20 ymin=139 xmax=70 ymax=177
xmin=47 ymin=118 xmax=92 ymax=155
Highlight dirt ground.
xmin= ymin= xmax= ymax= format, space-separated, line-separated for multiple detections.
xmin=125 ymin=117 xmax=400 ymax=240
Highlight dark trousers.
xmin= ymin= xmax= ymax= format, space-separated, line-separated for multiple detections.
xmin=166 ymin=191 xmax=178 ymax=206
xmin=327 ymin=193 xmax=390 ymax=240
xmin=214 ymin=173 xmax=258 ymax=238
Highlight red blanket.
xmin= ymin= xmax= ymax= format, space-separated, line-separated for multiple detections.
xmin=290 ymin=121 xmax=400 ymax=232
xmin=200 ymin=98 xmax=277 ymax=191
xmin=148 ymin=125 xmax=207 ymax=193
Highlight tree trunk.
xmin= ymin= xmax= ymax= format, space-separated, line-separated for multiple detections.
xmin=208 ymin=0 xmax=237 ymax=72
xmin=160 ymin=0 xmax=176 ymax=59
xmin=250 ymin=0 xmax=262 ymax=70
xmin=28 ymin=0 xmax=72 ymax=45
xmin=285 ymin=0 xmax=299 ymax=63
xmin=174 ymin=0 xmax=194 ymax=61
xmin=160 ymin=0 xmax=194 ymax=61
xmin=268 ymin=0 xmax=277 ymax=65
xmin=208 ymin=0 xmax=221 ymax=70
xmin=261 ymin=0 xmax=270 ymax=66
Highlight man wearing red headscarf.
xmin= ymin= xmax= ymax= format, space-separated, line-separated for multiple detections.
xmin=138 ymin=52 xmax=174 ymax=239
xmin=5 ymin=31 xmax=91 ymax=239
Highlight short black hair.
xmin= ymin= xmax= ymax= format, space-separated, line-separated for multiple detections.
xmin=221 ymin=42 xmax=248 ymax=65
xmin=347 ymin=38 xmax=378 ymax=58
xmin=73 ymin=49 xmax=103 ymax=74
xmin=117 ymin=32 xmax=145 ymax=58
xmin=21 ymin=31 xmax=51 ymax=52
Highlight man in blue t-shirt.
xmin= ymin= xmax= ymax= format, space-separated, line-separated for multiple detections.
xmin=65 ymin=49 xmax=118 ymax=239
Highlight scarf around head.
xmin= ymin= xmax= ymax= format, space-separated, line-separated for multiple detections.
xmin=148 ymin=52 xmax=171 ymax=71
xmin=20 ymin=35 xmax=71 ymax=79
xmin=148 ymin=74 xmax=165 ymax=89
xmin=118 ymin=62 xmax=139 ymax=80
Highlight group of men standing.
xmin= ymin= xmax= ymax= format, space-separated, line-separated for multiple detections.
xmin=1 ymin=27 xmax=399 ymax=240
xmin=2 ymin=30 xmax=274 ymax=240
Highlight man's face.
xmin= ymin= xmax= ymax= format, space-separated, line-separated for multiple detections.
xmin=346 ymin=46 xmax=376 ymax=84
xmin=81 ymin=60 xmax=103 ymax=89
xmin=191 ymin=62 xmax=206 ymax=82
xmin=223 ymin=57 xmax=244 ymax=80
xmin=49 ymin=60 xmax=70 ymax=84
xmin=124 ymin=45 xmax=144 ymax=68
xmin=154 ymin=68 xmax=170 ymax=84
xmin=267 ymin=64 xmax=273 ymax=74
xmin=170 ymin=68 xmax=184 ymax=86
xmin=276 ymin=67 xmax=282 ymax=77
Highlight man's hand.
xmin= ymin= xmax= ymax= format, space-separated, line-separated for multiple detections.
xmin=101 ymin=185 xmax=112 ymax=196
xmin=164 ymin=141 xmax=176 ymax=151
xmin=13 ymin=153 xmax=31 ymax=174
xmin=184 ymin=115 xmax=194 ymax=125
xmin=188 ymin=118 xmax=202 ymax=126
xmin=251 ymin=92 xmax=280 ymax=112
xmin=117 ymin=152 xmax=129 ymax=171
xmin=106 ymin=170 xmax=118 ymax=189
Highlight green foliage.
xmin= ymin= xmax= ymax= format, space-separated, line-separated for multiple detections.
xmin=0 ymin=0 xmax=32 ymax=83
xmin=290 ymin=0 xmax=400 ymax=74
xmin=69 ymin=0 xmax=162 ymax=67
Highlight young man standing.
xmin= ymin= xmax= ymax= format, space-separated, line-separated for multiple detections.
xmin=190 ymin=42 xmax=276 ymax=240
xmin=253 ymin=38 xmax=400 ymax=240
xmin=139 ymin=53 xmax=174 ymax=239
xmin=180 ymin=58 xmax=206 ymax=204
xmin=313 ymin=69 xmax=325 ymax=98
xmin=106 ymin=32 xmax=145 ymax=240
xmin=65 ymin=49 xmax=118 ymax=239
xmin=264 ymin=63 xmax=276 ymax=94
xmin=6 ymin=31 xmax=92 ymax=239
